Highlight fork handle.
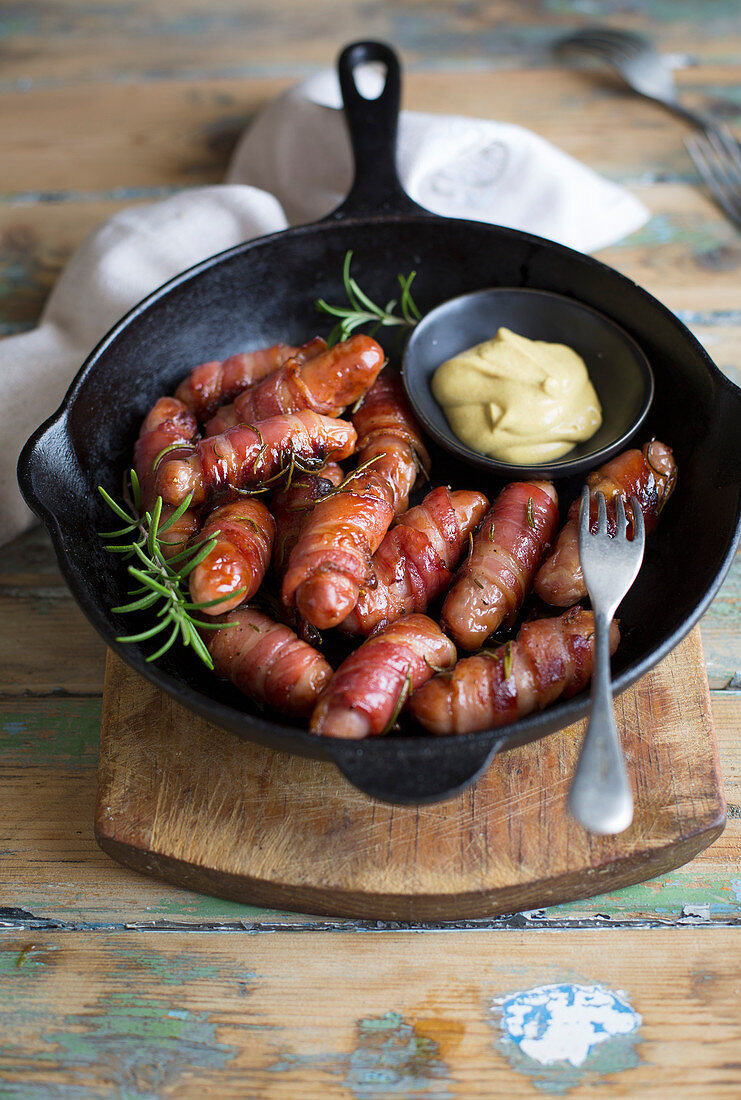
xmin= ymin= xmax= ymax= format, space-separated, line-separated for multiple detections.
xmin=568 ymin=606 xmax=634 ymax=835
xmin=644 ymin=93 xmax=735 ymax=141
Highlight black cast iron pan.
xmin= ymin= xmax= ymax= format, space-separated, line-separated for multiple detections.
xmin=18 ymin=41 xmax=741 ymax=805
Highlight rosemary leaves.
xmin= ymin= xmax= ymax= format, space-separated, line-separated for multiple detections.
xmin=98 ymin=470 xmax=238 ymax=669
xmin=316 ymin=250 xmax=421 ymax=345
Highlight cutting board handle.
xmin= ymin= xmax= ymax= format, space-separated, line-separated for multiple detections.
xmin=325 ymin=737 xmax=500 ymax=805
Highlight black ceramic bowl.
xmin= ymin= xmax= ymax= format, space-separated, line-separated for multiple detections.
xmin=402 ymin=286 xmax=654 ymax=479
xmin=17 ymin=41 xmax=741 ymax=805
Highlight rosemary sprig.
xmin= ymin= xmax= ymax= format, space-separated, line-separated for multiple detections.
xmin=502 ymin=640 xmax=514 ymax=680
xmin=380 ymin=665 xmax=414 ymax=736
xmin=98 ymin=471 xmax=239 ymax=670
xmin=476 ymin=638 xmax=514 ymax=680
xmin=316 ymin=250 xmax=421 ymax=345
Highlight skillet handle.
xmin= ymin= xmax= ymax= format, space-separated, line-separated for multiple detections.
xmin=331 ymin=40 xmax=427 ymax=221
xmin=324 ymin=737 xmax=500 ymax=805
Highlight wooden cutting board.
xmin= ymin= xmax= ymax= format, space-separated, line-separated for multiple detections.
xmin=95 ymin=626 xmax=725 ymax=920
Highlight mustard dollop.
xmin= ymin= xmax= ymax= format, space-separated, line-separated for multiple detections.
xmin=431 ymin=327 xmax=602 ymax=464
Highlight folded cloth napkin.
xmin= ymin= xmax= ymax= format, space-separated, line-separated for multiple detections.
xmin=5 ymin=66 xmax=648 ymax=546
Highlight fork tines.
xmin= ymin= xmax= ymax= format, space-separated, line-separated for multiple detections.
xmin=555 ymin=27 xmax=648 ymax=58
xmin=685 ymin=124 xmax=741 ymax=230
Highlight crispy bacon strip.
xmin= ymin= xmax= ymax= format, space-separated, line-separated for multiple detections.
xmin=270 ymin=464 xmax=344 ymax=576
xmin=409 ymin=607 xmax=619 ymax=735
xmin=441 ymin=481 xmax=559 ymax=651
xmin=206 ymin=335 xmax=384 ymax=435
xmin=282 ymin=372 xmax=430 ymax=630
xmin=310 ymin=614 xmax=457 ymax=739
xmin=534 ymin=441 xmax=677 ymax=607
xmin=174 ymin=341 xmax=321 ymax=420
xmin=133 ymin=396 xmax=201 ymax=558
xmin=188 ymin=499 xmax=275 ymax=614
xmin=341 ymin=486 xmax=490 ymax=636
xmin=208 ymin=607 xmax=333 ymax=718
xmin=154 ymin=409 xmax=357 ymax=508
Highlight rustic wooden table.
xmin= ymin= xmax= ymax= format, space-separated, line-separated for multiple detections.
xmin=2 ymin=2 xmax=740 ymax=1096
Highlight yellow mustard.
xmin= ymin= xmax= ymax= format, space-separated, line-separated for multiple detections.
xmin=431 ymin=327 xmax=602 ymax=463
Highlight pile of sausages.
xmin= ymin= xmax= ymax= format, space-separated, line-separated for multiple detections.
xmin=132 ymin=334 xmax=677 ymax=738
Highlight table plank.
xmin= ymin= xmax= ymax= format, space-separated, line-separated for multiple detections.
xmin=3 ymin=0 xmax=741 ymax=87
xmin=3 ymin=70 xmax=740 ymax=198
xmin=0 ymin=930 xmax=739 ymax=1097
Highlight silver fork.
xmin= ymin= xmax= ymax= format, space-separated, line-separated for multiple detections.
xmin=554 ymin=26 xmax=725 ymax=131
xmin=685 ymin=129 xmax=741 ymax=230
xmin=568 ymin=488 xmax=645 ymax=835
xmin=556 ymin=27 xmax=741 ymax=231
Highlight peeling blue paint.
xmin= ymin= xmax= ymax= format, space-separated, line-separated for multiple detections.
xmin=269 ymin=1011 xmax=452 ymax=1097
xmin=491 ymin=983 xmax=642 ymax=1094
xmin=40 ymin=993 xmax=236 ymax=1097
xmin=347 ymin=1011 xmax=452 ymax=1098
xmin=4 ymin=185 xmax=182 ymax=206
xmin=1 ymin=721 xmax=25 ymax=736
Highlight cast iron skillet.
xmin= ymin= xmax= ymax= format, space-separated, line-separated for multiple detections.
xmin=18 ymin=41 xmax=741 ymax=805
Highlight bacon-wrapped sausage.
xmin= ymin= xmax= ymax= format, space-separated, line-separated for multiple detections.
xmin=351 ymin=372 xmax=430 ymax=513
xmin=409 ymin=606 xmax=619 ymax=735
xmin=534 ymin=441 xmax=677 ymax=607
xmin=282 ymin=372 xmax=430 ymax=630
xmin=133 ymin=396 xmax=201 ymax=558
xmin=441 ymin=481 xmax=559 ymax=651
xmin=188 ymin=499 xmax=275 ymax=614
xmin=205 ymin=335 xmax=385 ymax=436
xmin=281 ymin=469 xmax=395 ymax=630
xmin=174 ymin=341 xmax=323 ymax=420
xmin=310 ymin=614 xmax=457 ymax=739
xmin=135 ymin=397 xmax=198 ymax=506
xmin=208 ymin=607 xmax=333 ymax=718
xmin=155 ymin=409 xmax=357 ymax=508
xmin=340 ymin=486 xmax=490 ymax=636
xmin=270 ymin=463 xmax=344 ymax=576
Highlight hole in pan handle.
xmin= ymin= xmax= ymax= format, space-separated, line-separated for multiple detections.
xmin=331 ymin=40 xmax=428 ymax=222
xmin=324 ymin=736 xmax=502 ymax=805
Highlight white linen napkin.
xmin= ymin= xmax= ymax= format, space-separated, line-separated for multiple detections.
xmin=5 ymin=66 xmax=649 ymax=545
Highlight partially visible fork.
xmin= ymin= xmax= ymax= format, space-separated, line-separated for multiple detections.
xmin=555 ymin=26 xmax=726 ymax=132
xmin=685 ymin=129 xmax=741 ymax=231
xmin=568 ymin=488 xmax=645 ymax=835
xmin=556 ymin=26 xmax=741 ymax=231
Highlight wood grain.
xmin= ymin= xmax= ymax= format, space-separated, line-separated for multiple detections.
xmin=1 ymin=929 xmax=740 ymax=1097
xmin=3 ymin=70 xmax=740 ymax=195
xmin=95 ymin=629 xmax=725 ymax=920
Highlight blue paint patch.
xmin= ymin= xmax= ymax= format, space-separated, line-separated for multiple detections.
xmin=4 ymin=185 xmax=183 ymax=206
xmin=675 ymin=309 xmax=741 ymax=326
xmin=39 ymin=993 xmax=236 ymax=1098
xmin=346 ymin=1012 xmax=452 ymax=1098
xmin=269 ymin=1011 xmax=452 ymax=1098
xmin=491 ymin=983 xmax=642 ymax=1094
